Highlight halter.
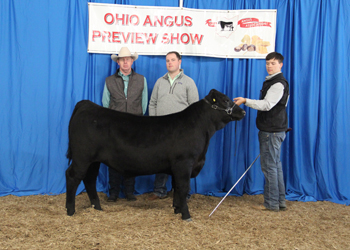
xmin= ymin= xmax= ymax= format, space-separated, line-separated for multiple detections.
xmin=203 ymin=97 xmax=239 ymax=155
xmin=203 ymin=98 xmax=236 ymax=115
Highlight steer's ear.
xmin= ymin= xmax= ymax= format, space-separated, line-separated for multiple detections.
xmin=206 ymin=89 xmax=218 ymax=104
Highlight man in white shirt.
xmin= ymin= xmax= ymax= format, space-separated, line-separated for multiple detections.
xmin=234 ymin=52 xmax=290 ymax=212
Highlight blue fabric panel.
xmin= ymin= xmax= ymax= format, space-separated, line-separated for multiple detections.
xmin=1 ymin=0 xmax=350 ymax=206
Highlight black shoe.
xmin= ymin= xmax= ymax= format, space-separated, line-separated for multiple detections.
xmin=107 ymin=195 xmax=118 ymax=202
xmin=126 ymin=194 xmax=136 ymax=201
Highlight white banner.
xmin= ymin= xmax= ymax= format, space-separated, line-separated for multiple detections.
xmin=88 ymin=3 xmax=277 ymax=59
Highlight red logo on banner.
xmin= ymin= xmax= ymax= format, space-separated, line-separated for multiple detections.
xmin=238 ymin=18 xmax=271 ymax=28
xmin=205 ymin=19 xmax=217 ymax=27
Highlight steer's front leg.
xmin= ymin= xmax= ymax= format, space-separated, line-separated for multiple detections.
xmin=172 ymin=170 xmax=192 ymax=221
xmin=178 ymin=191 xmax=191 ymax=221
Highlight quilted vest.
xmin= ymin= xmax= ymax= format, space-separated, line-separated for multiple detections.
xmin=256 ymin=73 xmax=289 ymax=132
xmin=105 ymin=69 xmax=144 ymax=115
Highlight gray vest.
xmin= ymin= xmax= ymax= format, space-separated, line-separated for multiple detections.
xmin=105 ymin=69 xmax=144 ymax=115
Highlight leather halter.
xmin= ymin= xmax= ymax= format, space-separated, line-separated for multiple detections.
xmin=203 ymin=98 xmax=236 ymax=115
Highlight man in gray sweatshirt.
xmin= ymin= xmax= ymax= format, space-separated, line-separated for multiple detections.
xmin=148 ymin=51 xmax=199 ymax=200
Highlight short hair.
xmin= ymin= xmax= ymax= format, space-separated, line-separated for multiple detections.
xmin=166 ymin=51 xmax=182 ymax=60
xmin=266 ymin=52 xmax=284 ymax=63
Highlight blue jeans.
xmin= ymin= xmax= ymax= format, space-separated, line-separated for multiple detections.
xmin=153 ymin=174 xmax=168 ymax=198
xmin=153 ymin=174 xmax=192 ymax=199
xmin=258 ymin=131 xmax=286 ymax=210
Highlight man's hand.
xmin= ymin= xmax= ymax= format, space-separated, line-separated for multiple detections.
xmin=233 ymin=97 xmax=246 ymax=106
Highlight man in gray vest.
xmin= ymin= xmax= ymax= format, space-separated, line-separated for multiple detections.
xmin=102 ymin=47 xmax=148 ymax=202
xmin=234 ymin=52 xmax=289 ymax=212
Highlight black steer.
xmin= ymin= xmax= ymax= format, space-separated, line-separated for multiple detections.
xmin=65 ymin=89 xmax=245 ymax=221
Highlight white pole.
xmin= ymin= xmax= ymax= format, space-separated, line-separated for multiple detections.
xmin=179 ymin=0 xmax=183 ymax=8
xmin=209 ymin=154 xmax=260 ymax=217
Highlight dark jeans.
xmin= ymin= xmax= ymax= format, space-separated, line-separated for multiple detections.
xmin=258 ymin=131 xmax=286 ymax=210
xmin=153 ymin=173 xmax=191 ymax=199
xmin=153 ymin=173 xmax=168 ymax=198
xmin=108 ymin=168 xmax=135 ymax=197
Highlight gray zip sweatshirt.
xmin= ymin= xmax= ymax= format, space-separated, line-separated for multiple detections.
xmin=149 ymin=69 xmax=199 ymax=116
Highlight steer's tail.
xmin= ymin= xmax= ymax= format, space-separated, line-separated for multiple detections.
xmin=66 ymin=101 xmax=85 ymax=165
xmin=66 ymin=146 xmax=73 ymax=165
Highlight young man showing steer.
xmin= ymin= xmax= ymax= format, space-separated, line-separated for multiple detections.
xmin=234 ymin=52 xmax=290 ymax=212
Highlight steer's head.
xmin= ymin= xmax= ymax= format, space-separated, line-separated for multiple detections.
xmin=204 ymin=89 xmax=246 ymax=124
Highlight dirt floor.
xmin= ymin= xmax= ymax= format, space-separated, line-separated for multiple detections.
xmin=0 ymin=192 xmax=349 ymax=249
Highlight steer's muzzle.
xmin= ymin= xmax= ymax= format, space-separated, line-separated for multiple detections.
xmin=238 ymin=110 xmax=246 ymax=120
xmin=230 ymin=108 xmax=246 ymax=121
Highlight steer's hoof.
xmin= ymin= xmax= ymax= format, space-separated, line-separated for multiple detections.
xmin=92 ymin=205 xmax=102 ymax=211
xmin=66 ymin=210 xmax=75 ymax=216
xmin=183 ymin=218 xmax=192 ymax=222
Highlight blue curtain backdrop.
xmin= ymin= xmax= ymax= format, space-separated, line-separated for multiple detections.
xmin=1 ymin=0 xmax=349 ymax=204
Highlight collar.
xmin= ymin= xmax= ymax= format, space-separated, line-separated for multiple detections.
xmin=163 ymin=69 xmax=183 ymax=80
xmin=168 ymin=71 xmax=182 ymax=81
xmin=117 ymin=69 xmax=132 ymax=77
xmin=265 ymin=71 xmax=282 ymax=80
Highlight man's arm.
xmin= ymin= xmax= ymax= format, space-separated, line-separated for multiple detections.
xmin=187 ymin=79 xmax=199 ymax=104
xmin=141 ymin=77 xmax=148 ymax=115
xmin=234 ymin=83 xmax=284 ymax=111
xmin=102 ymin=83 xmax=110 ymax=108
xmin=148 ymin=81 xmax=159 ymax=116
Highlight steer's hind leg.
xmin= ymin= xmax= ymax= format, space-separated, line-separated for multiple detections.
xmin=66 ymin=162 xmax=83 ymax=216
xmin=83 ymin=162 xmax=102 ymax=211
